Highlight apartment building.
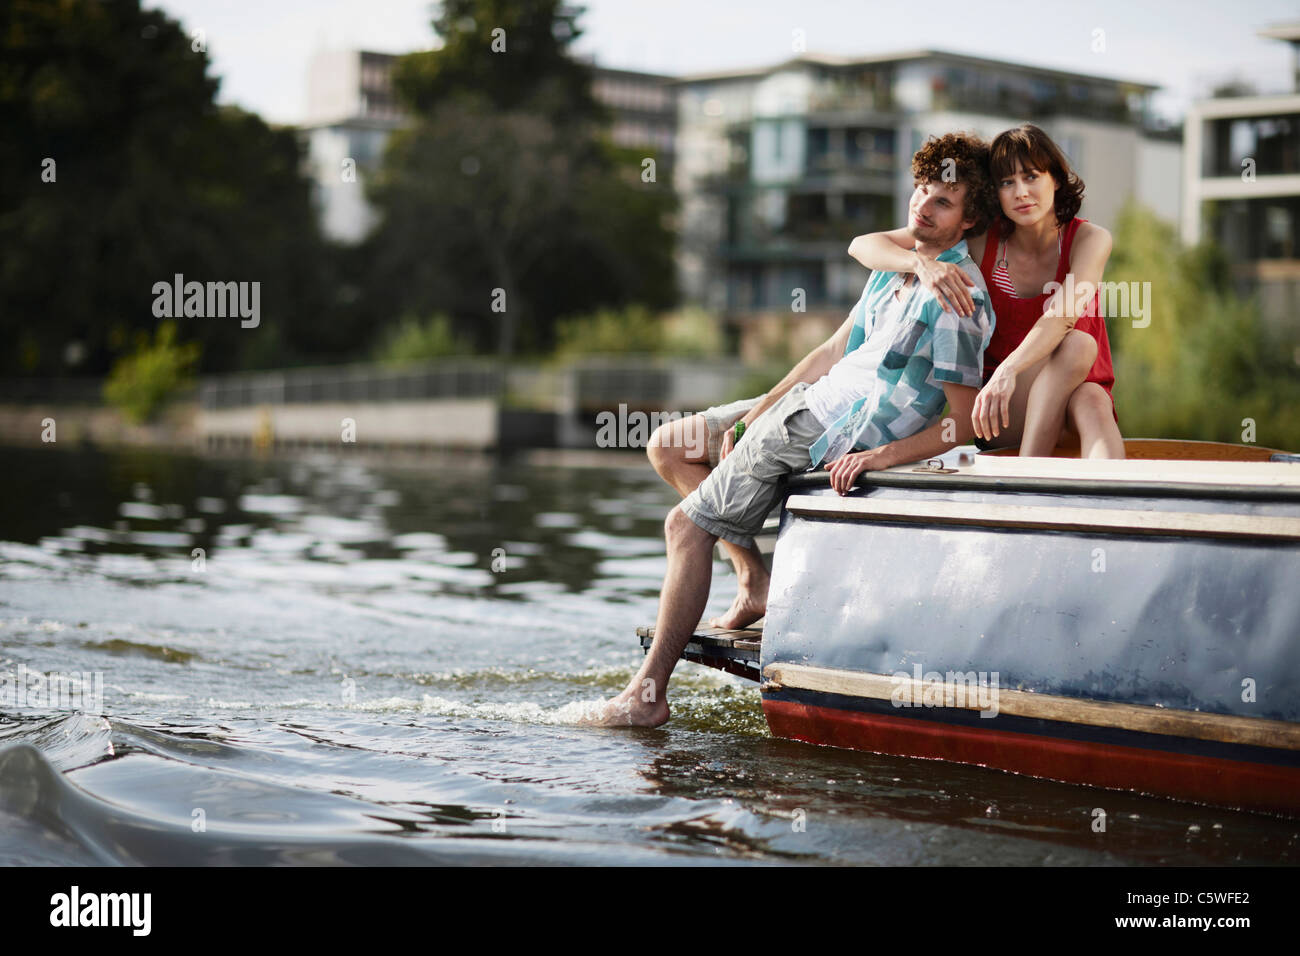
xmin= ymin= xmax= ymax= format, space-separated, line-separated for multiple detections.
xmin=1182 ymin=22 xmax=1300 ymax=343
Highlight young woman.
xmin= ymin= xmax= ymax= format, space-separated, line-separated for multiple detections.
xmin=848 ymin=124 xmax=1124 ymax=458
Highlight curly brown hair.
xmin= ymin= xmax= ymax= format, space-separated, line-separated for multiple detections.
xmin=910 ymin=132 xmax=997 ymax=238
xmin=989 ymin=124 xmax=1085 ymax=232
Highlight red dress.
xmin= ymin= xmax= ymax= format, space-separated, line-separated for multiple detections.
xmin=978 ymin=216 xmax=1116 ymax=418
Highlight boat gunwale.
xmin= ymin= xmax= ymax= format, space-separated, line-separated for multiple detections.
xmin=785 ymin=469 xmax=1300 ymax=502
xmin=783 ymin=493 xmax=1300 ymax=541
xmin=782 ymin=440 xmax=1300 ymax=500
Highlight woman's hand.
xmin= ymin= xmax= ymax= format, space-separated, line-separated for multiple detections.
xmin=972 ymin=366 xmax=1017 ymax=441
xmin=825 ymin=448 xmax=885 ymax=495
xmin=914 ymin=256 xmax=977 ymax=317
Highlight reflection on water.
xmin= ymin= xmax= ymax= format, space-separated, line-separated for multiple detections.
xmin=0 ymin=444 xmax=1296 ymax=865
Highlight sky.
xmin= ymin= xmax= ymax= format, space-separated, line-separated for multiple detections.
xmin=152 ymin=0 xmax=1299 ymax=126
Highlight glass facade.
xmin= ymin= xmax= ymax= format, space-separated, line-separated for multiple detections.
xmin=1204 ymin=113 xmax=1299 ymax=178
xmin=1208 ymin=196 xmax=1300 ymax=261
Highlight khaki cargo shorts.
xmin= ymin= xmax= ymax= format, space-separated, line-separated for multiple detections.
xmin=700 ymin=394 xmax=764 ymax=467
xmin=680 ymin=382 xmax=824 ymax=550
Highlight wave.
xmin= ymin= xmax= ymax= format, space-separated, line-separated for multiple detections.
xmin=0 ymin=716 xmax=702 ymax=866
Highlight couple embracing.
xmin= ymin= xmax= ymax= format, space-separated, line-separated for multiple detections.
xmin=587 ymin=124 xmax=1123 ymax=728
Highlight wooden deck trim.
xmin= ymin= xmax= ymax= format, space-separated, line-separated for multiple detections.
xmin=785 ymin=470 xmax=1300 ymax=501
xmin=785 ymin=494 xmax=1300 ymax=542
xmin=761 ymin=663 xmax=1300 ymax=751
xmin=979 ymin=438 xmax=1290 ymax=462
xmin=885 ymin=449 xmax=1300 ymax=488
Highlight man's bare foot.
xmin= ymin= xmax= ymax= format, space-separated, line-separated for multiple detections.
xmin=577 ymin=688 xmax=670 ymax=728
xmin=706 ymin=583 xmax=767 ymax=630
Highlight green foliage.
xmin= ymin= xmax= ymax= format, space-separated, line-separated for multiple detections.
xmin=554 ymin=304 xmax=661 ymax=357
xmin=373 ymin=313 xmax=470 ymax=364
xmin=364 ymin=0 xmax=677 ymax=358
xmin=1107 ymin=202 xmax=1300 ymax=450
xmin=725 ymin=364 xmax=787 ymax=404
xmin=392 ymin=0 xmax=607 ymax=127
xmin=552 ymin=305 xmax=723 ymax=359
xmin=0 ymin=0 xmax=330 ymax=376
xmin=103 ymin=321 xmax=200 ymax=423
xmin=661 ymin=307 xmax=726 ymax=356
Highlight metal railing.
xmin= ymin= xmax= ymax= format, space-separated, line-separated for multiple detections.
xmin=198 ymin=360 xmax=504 ymax=409
xmin=0 ymin=377 xmax=114 ymax=405
xmin=0 ymin=357 xmax=761 ymax=416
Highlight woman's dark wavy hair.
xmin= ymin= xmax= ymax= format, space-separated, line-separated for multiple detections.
xmin=910 ymin=132 xmax=996 ymax=238
xmin=989 ymin=124 xmax=1085 ymax=233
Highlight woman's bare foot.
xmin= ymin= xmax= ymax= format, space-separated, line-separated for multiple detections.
xmin=577 ymin=687 xmax=670 ymax=727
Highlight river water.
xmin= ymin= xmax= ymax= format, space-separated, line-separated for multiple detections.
xmin=0 ymin=443 xmax=1295 ymax=865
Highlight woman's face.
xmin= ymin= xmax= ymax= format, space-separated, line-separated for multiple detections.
xmin=997 ymin=158 xmax=1056 ymax=227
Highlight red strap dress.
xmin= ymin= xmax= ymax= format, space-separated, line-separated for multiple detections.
xmin=978 ymin=216 xmax=1117 ymax=419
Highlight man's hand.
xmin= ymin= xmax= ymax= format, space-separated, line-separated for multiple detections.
xmin=972 ymin=366 xmax=1016 ymax=441
xmin=720 ymin=409 xmax=765 ymax=462
xmin=825 ymin=447 xmax=887 ymax=495
xmin=718 ymin=427 xmax=736 ymax=462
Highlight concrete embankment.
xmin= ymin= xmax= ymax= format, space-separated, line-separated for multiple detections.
xmin=0 ymin=398 xmax=506 ymax=453
xmin=0 ymin=356 xmax=756 ymax=454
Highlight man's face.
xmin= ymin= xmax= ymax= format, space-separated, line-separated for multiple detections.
xmin=907 ymin=179 xmax=975 ymax=244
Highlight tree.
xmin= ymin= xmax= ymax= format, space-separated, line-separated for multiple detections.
xmin=0 ymin=0 xmax=330 ymax=377
xmin=369 ymin=92 xmax=582 ymax=358
xmin=362 ymin=0 xmax=677 ymax=357
xmin=1106 ymin=202 xmax=1300 ymax=448
xmin=393 ymin=0 xmax=608 ymax=128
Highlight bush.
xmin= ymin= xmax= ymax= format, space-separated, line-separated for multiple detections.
xmin=1106 ymin=202 xmax=1300 ymax=450
xmin=552 ymin=304 xmax=724 ymax=359
xmin=661 ymin=306 xmax=726 ymax=357
xmin=372 ymin=313 xmax=470 ymax=364
xmin=724 ymin=363 xmax=786 ymax=404
xmin=103 ymin=321 xmax=200 ymax=423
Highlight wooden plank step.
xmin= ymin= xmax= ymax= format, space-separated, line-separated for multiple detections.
xmin=637 ymin=621 xmax=763 ymax=682
xmin=637 ymin=621 xmax=764 ymax=649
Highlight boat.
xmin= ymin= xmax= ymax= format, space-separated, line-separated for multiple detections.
xmin=639 ymin=439 xmax=1300 ymax=816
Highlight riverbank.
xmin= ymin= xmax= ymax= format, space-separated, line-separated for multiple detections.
xmin=0 ymin=356 xmax=760 ymax=455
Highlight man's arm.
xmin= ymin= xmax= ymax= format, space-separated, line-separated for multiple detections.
xmin=826 ymin=381 xmax=978 ymax=495
xmin=849 ymin=228 xmax=978 ymax=316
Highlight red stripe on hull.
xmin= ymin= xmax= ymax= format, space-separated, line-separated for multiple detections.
xmin=763 ymin=697 xmax=1300 ymax=816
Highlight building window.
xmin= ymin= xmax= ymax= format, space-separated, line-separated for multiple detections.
xmin=1206 ymin=114 xmax=1298 ymax=177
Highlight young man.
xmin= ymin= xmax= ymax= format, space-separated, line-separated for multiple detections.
xmin=585 ymin=133 xmax=997 ymax=728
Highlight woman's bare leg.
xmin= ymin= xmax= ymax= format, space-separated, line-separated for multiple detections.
xmin=974 ymin=356 xmax=1049 ymax=451
xmin=1066 ymin=383 xmax=1126 ymax=459
xmin=1019 ymin=329 xmax=1098 ymax=456
xmin=646 ymin=416 xmax=768 ymax=629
